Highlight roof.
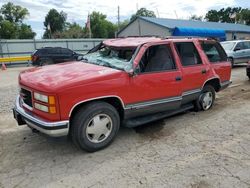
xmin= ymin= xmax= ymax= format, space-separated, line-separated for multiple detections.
xmin=118 ymin=16 xmax=250 ymax=34
xmin=103 ymin=37 xmax=162 ymax=48
xmin=103 ymin=37 xmax=213 ymax=48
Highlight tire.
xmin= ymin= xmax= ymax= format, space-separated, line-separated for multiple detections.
xmin=228 ymin=57 xmax=234 ymax=68
xmin=70 ymin=101 xmax=120 ymax=152
xmin=194 ymin=85 xmax=215 ymax=111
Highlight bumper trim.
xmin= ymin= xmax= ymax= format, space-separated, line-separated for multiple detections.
xmin=14 ymin=95 xmax=69 ymax=137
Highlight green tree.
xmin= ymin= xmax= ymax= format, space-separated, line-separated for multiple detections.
xmin=90 ymin=11 xmax=116 ymax=38
xmin=0 ymin=2 xmax=35 ymax=39
xmin=0 ymin=2 xmax=29 ymax=23
xmin=237 ymin=8 xmax=250 ymax=25
xmin=54 ymin=22 xmax=86 ymax=38
xmin=189 ymin=15 xmax=203 ymax=21
xmin=18 ymin=23 xmax=36 ymax=39
xmin=0 ymin=20 xmax=18 ymax=39
xmin=130 ymin=8 xmax=156 ymax=21
xmin=205 ymin=7 xmax=242 ymax=23
xmin=43 ymin=9 xmax=67 ymax=38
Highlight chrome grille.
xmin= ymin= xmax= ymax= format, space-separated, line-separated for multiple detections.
xmin=20 ymin=88 xmax=33 ymax=107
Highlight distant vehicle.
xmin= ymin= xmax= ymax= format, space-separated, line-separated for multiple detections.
xmin=31 ymin=47 xmax=82 ymax=66
xmin=247 ymin=61 xmax=250 ymax=79
xmin=221 ymin=40 xmax=250 ymax=67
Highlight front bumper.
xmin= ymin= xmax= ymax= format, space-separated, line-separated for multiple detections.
xmin=13 ymin=95 xmax=69 ymax=137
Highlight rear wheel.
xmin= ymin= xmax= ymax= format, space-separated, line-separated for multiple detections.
xmin=71 ymin=101 xmax=120 ymax=152
xmin=194 ymin=85 xmax=215 ymax=111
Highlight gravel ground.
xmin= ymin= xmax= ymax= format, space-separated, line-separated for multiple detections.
xmin=0 ymin=66 xmax=250 ymax=188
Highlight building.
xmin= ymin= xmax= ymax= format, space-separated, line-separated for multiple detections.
xmin=118 ymin=16 xmax=250 ymax=41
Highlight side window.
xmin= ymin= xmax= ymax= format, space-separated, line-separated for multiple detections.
xmin=138 ymin=44 xmax=176 ymax=73
xmin=175 ymin=42 xmax=202 ymax=66
xmin=235 ymin=42 xmax=243 ymax=50
xmin=243 ymin=42 xmax=250 ymax=49
xmin=61 ymin=48 xmax=73 ymax=55
xmin=48 ymin=48 xmax=60 ymax=54
xmin=201 ymin=42 xmax=227 ymax=63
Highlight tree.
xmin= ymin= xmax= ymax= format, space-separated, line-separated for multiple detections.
xmin=0 ymin=2 xmax=35 ymax=39
xmin=190 ymin=15 xmax=203 ymax=21
xmin=205 ymin=7 xmax=242 ymax=23
xmin=0 ymin=2 xmax=29 ymax=23
xmin=54 ymin=22 xmax=86 ymax=38
xmin=90 ymin=11 xmax=116 ymax=38
xmin=43 ymin=9 xmax=67 ymax=38
xmin=18 ymin=24 xmax=36 ymax=39
xmin=130 ymin=8 xmax=156 ymax=21
xmin=0 ymin=20 xmax=18 ymax=39
xmin=237 ymin=9 xmax=250 ymax=25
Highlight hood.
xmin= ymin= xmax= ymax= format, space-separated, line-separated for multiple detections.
xmin=19 ymin=61 xmax=123 ymax=92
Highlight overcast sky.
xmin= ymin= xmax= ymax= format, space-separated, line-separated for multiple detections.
xmin=0 ymin=0 xmax=249 ymax=39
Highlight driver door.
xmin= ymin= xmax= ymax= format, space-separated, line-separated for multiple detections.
xmin=126 ymin=43 xmax=183 ymax=118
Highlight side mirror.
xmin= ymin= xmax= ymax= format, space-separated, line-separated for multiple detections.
xmin=124 ymin=64 xmax=134 ymax=77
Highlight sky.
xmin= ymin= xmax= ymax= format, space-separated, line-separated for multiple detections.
xmin=0 ymin=0 xmax=249 ymax=39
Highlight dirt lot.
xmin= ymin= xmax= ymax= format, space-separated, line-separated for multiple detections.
xmin=0 ymin=66 xmax=250 ymax=188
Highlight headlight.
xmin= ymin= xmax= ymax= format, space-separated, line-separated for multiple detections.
xmin=34 ymin=103 xmax=48 ymax=112
xmin=34 ymin=92 xmax=48 ymax=103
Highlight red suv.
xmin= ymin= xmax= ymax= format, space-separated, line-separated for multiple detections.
xmin=13 ymin=37 xmax=231 ymax=152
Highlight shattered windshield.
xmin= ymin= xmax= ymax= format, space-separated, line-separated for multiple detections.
xmin=83 ymin=45 xmax=136 ymax=71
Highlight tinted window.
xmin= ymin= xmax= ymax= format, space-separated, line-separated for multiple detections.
xmin=138 ymin=44 xmax=176 ymax=73
xmin=61 ymin=48 xmax=73 ymax=55
xmin=201 ymin=42 xmax=227 ymax=63
xmin=48 ymin=48 xmax=61 ymax=54
xmin=235 ymin=42 xmax=244 ymax=50
xmin=175 ymin=42 xmax=202 ymax=66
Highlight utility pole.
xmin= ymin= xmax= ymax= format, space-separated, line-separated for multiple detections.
xmin=117 ymin=6 xmax=120 ymax=31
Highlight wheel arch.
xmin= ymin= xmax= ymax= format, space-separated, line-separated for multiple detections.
xmin=69 ymin=96 xmax=125 ymax=124
xmin=203 ymin=77 xmax=221 ymax=92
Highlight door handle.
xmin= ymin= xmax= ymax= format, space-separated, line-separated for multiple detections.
xmin=175 ymin=76 xmax=182 ymax=81
xmin=201 ymin=69 xmax=207 ymax=74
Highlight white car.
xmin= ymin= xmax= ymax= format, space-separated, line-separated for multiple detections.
xmin=221 ymin=40 xmax=250 ymax=66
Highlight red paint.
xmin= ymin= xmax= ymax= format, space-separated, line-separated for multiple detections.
xmin=18 ymin=38 xmax=231 ymax=122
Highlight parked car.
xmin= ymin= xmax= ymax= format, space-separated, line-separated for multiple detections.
xmin=221 ymin=40 xmax=250 ymax=67
xmin=13 ymin=37 xmax=231 ymax=152
xmin=31 ymin=47 xmax=82 ymax=66
xmin=247 ymin=61 xmax=250 ymax=79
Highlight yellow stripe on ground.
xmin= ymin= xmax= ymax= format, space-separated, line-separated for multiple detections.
xmin=0 ymin=56 xmax=31 ymax=63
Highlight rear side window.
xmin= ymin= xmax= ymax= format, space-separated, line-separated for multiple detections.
xmin=201 ymin=42 xmax=227 ymax=63
xmin=175 ymin=42 xmax=202 ymax=66
xmin=48 ymin=48 xmax=61 ymax=54
xmin=61 ymin=48 xmax=73 ymax=55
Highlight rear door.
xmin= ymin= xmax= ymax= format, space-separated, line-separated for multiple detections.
xmin=174 ymin=42 xmax=209 ymax=95
xmin=200 ymin=41 xmax=231 ymax=82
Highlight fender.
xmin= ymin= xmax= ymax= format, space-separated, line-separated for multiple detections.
xmin=68 ymin=95 xmax=125 ymax=117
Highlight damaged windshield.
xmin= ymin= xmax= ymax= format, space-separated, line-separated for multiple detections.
xmin=83 ymin=44 xmax=136 ymax=71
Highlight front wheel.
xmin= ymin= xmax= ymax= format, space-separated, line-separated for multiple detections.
xmin=194 ymin=85 xmax=215 ymax=111
xmin=71 ymin=101 xmax=120 ymax=152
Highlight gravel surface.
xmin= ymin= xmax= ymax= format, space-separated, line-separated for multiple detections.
xmin=0 ymin=66 xmax=250 ymax=188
